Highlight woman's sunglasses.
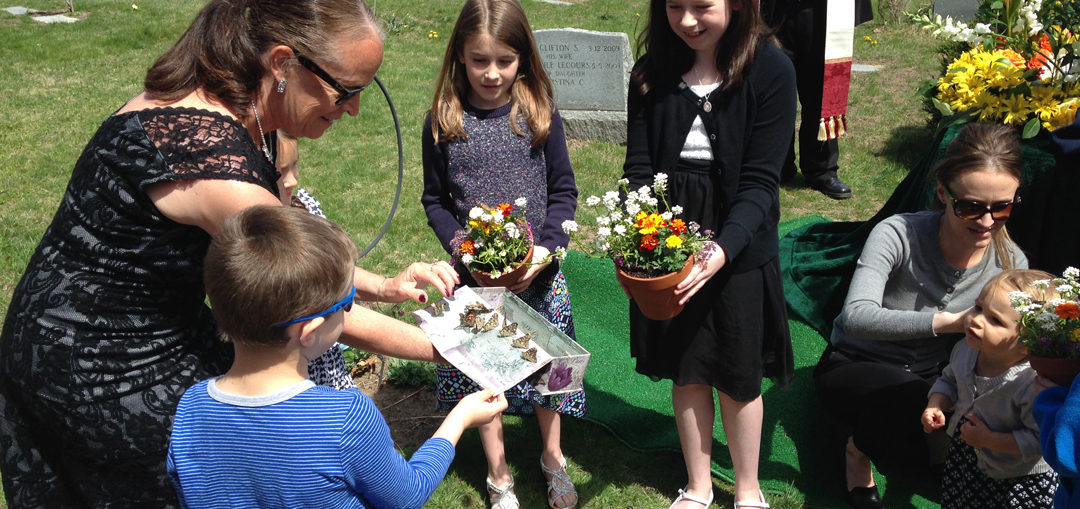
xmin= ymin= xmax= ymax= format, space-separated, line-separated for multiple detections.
xmin=274 ymin=287 xmax=356 ymax=327
xmin=944 ymin=184 xmax=1020 ymax=221
xmin=292 ymin=49 xmax=368 ymax=105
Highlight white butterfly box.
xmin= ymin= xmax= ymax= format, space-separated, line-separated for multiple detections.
xmin=413 ymin=286 xmax=590 ymax=395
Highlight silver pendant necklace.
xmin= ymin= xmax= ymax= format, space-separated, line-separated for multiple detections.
xmin=250 ymin=100 xmax=274 ymax=164
xmin=686 ymin=68 xmax=720 ymax=113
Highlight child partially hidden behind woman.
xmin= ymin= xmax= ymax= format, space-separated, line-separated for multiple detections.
xmin=167 ymin=206 xmax=506 ymax=508
xmin=922 ymin=269 xmax=1059 ymax=508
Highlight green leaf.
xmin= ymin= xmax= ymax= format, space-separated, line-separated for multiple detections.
xmin=1022 ymin=118 xmax=1042 ymax=139
xmin=931 ymin=97 xmax=954 ymax=116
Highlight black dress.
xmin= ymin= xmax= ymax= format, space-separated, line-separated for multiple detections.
xmin=0 ymin=108 xmax=278 ymax=507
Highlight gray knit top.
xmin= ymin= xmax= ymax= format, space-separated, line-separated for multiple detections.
xmin=830 ymin=212 xmax=1028 ymax=375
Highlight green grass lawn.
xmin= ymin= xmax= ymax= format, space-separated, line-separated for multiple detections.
xmin=0 ymin=0 xmax=946 ymax=507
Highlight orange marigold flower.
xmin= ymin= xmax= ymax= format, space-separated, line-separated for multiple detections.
xmin=496 ymin=203 xmax=513 ymax=217
xmin=639 ymin=234 xmax=659 ymax=251
xmin=461 ymin=239 xmax=476 ymax=255
xmin=1028 ymin=33 xmax=1053 ymax=70
xmin=1056 ymin=301 xmax=1080 ymax=320
xmin=1002 ymin=48 xmax=1026 ymax=69
xmin=670 ymin=218 xmax=687 ymax=235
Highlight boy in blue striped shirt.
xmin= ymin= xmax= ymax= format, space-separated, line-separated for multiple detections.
xmin=167 ymin=206 xmax=506 ymax=508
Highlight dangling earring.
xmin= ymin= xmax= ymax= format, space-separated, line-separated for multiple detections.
xmin=277 ymin=78 xmax=287 ymax=93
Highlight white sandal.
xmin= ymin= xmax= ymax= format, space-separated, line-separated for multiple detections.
xmin=486 ymin=477 xmax=519 ymax=509
xmin=733 ymin=490 xmax=770 ymax=509
xmin=669 ymin=487 xmax=714 ymax=508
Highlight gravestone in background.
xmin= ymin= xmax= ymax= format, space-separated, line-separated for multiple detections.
xmin=933 ymin=0 xmax=979 ymax=22
xmin=534 ymin=28 xmax=633 ymax=144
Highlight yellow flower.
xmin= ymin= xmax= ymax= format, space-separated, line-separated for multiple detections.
xmin=1071 ymin=329 xmax=1080 ymax=343
xmin=665 ymin=235 xmax=683 ymax=248
xmin=1000 ymin=93 xmax=1033 ymax=125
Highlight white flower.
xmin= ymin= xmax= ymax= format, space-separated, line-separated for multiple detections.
xmin=504 ymin=222 xmax=519 ymax=238
xmin=614 ymin=224 xmax=627 ymax=235
xmin=1058 ymin=283 xmax=1075 ymax=295
xmin=474 ymin=238 xmax=484 ymax=247
xmin=586 ymin=195 xmax=601 ymax=207
xmin=553 ymin=246 xmax=567 ymax=260
xmin=603 ymin=191 xmax=620 ymax=210
xmin=596 ymin=215 xmax=610 ymax=226
xmin=609 ymin=210 xmax=623 ymax=222
xmin=461 ymin=253 xmax=474 ymax=266
xmin=625 ymin=201 xmax=641 ymax=217
xmin=480 ymin=212 xmax=493 ymax=223
xmin=1032 ymin=279 xmax=1051 ymax=289
xmin=645 ymin=196 xmax=658 ymax=207
xmin=653 ymin=172 xmax=668 ymax=192
xmin=595 ymin=239 xmax=610 ymax=251
xmin=492 ymin=213 xmax=504 ymax=225
xmin=598 ymin=226 xmax=611 ymax=238
xmin=661 ymin=211 xmax=673 ymax=221
xmin=1065 ymin=267 xmax=1080 ymax=280
xmin=515 ymin=197 xmax=528 ymax=208
xmin=469 ymin=207 xmax=483 ymax=219
xmin=617 ymin=178 xmax=629 ymax=186
xmin=637 ymin=185 xmax=652 ymax=197
xmin=671 ymin=205 xmax=683 ymax=216
xmin=561 ymin=220 xmax=579 ymax=234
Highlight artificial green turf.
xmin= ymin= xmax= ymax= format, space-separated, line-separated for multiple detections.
xmin=562 ymin=216 xmax=940 ymax=508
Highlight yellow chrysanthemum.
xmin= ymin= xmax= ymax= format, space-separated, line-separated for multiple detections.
xmin=665 ymin=235 xmax=683 ymax=248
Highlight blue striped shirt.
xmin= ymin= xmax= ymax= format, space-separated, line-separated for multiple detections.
xmin=168 ymin=378 xmax=455 ymax=508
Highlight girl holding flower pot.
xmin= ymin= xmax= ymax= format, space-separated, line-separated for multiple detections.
xmin=816 ymin=122 xmax=1028 ymax=509
xmin=420 ymin=1 xmax=582 ymax=507
xmin=624 ymin=0 xmax=797 ymax=507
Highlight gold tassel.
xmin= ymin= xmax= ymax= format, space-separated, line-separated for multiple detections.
xmin=818 ymin=118 xmax=828 ymax=141
xmin=836 ymin=115 xmax=846 ymax=137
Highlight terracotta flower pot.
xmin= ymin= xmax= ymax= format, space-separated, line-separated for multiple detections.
xmin=471 ymin=244 xmax=533 ymax=288
xmin=615 ymin=255 xmax=695 ymax=321
xmin=1029 ymin=355 xmax=1080 ymax=387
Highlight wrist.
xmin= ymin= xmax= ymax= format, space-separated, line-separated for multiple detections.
xmin=376 ymin=276 xmax=389 ymax=303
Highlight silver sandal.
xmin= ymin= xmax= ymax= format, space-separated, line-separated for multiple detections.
xmin=540 ymin=455 xmax=578 ymax=509
xmin=486 ymin=477 xmax=519 ymax=509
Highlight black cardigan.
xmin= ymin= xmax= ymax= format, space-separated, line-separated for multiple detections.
xmin=622 ymin=41 xmax=796 ymax=272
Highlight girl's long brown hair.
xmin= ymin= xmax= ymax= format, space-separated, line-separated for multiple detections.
xmin=632 ymin=0 xmax=770 ymax=95
xmin=429 ymin=0 xmax=554 ymax=148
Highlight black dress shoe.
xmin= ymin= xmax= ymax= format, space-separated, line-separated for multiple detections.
xmin=809 ymin=175 xmax=853 ymax=199
xmin=845 ymin=486 xmax=883 ymax=509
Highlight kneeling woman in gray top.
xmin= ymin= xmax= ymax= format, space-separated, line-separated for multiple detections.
xmin=814 ymin=122 xmax=1028 ymax=509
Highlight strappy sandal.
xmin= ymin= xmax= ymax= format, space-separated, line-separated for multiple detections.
xmin=486 ymin=477 xmax=519 ymax=509
xmin=668 ymin=487 xmax=714 ymax=508
xmin=540 ymin=455 xmax=578 ymax=509
xmin=733 ymin=490 xmax=770 ymax=509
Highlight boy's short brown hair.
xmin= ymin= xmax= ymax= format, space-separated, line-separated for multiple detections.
xmin=204 ymin=205 xmax=357 ymax=345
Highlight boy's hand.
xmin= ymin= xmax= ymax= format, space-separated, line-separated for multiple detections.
xmin=921 ymin=407 xmax=946 ymax=433
xmin=456 ymin=388 xmax=507 ymax=428
xmin=959 ymin=413 xmax=993 ymax=448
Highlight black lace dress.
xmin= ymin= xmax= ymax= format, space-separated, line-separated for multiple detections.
xmin=0 ymin=108 xmax=278 ymax=507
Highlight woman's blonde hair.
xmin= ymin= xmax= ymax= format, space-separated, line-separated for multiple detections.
xmin=429 ymin=0 xmax=554 ymax=148
xmin=930 ymin=122 xmax=1024 ymax=269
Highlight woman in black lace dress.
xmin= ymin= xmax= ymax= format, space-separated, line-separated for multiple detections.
xmin=0 ymin=1 xmax=458 ymax=507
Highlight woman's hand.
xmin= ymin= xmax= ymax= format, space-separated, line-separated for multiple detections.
xmin=373 ymin=261 xmax=459 ymax=304
xmin=933 ymin=306 xmax=972 ymax=335
xmin=507 ymin=246 xmax=550 ymax=294
xmin=674 ymin=242 xmax=726 ymax=306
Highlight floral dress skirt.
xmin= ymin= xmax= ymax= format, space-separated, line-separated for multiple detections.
xmin=941 ymin=416 xmax=1058 ymax=509
xmin=435 ymin=267 xmax=587 ymax=417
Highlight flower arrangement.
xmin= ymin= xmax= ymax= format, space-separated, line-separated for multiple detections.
xmin=561 ymin=173 xmax=709 ymax=278
xmin=910 ymin=0 xmax=1079 ymax=136
xmin=451 ymin=198 xmax=564 ymax=279
xmin=1010 ymin=266 xmax=1080 ymax=359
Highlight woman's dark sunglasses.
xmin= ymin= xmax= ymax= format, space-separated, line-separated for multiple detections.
xmin=945 ymin=185 xmax=1019 ymax=221
xmin=274 ymin=287 xmax=356 ymax=327
xmin=292 ymin=49 xmax=367 ymax=105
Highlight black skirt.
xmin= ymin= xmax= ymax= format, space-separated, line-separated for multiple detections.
xmin=629 ymin=159 xmax=794 ymax=401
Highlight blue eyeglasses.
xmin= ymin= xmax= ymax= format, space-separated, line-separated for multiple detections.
xmin=274 ymin=287 xmax=356 ymax=327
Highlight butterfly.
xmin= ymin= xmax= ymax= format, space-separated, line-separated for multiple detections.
xmin=431 ymin=301 xmax=448 ymax=317
xmin=465 ymin=302 xmax=493 ymax=314
xmin=457 ymin=310 xmax=476 ymax=329
xmin=498 ymin=319 xmax=518 ymax=337
xmin=520 ymin=347 xmax=537 ymax=363
xmin=473 ymin=314 xmax=498 ymax=333
xmin=511 ymin=334 xmax=530 ymax=349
